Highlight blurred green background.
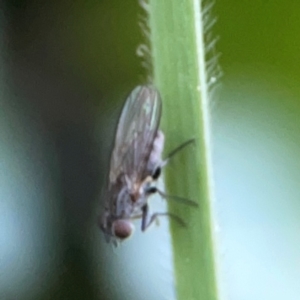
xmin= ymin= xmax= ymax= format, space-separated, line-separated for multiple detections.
xmin=1 ymin=0 xmax=300 ymax=299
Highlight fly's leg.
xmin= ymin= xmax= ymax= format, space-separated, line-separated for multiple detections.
xmin=146 ymin=186 xmax=198 ymax=207
xmin=162 ymin=138 xmax=195 ymax=167
xmin=141 ymin=204 xmax=186 ymax=231
xmin=151 ymin=139 xmax=195 ymax=180
xmin=130 ymin=214 xmax=143 ymax=220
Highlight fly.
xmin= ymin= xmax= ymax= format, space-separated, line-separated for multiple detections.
xmin=99 ymin=85 xmax=196 ymax=244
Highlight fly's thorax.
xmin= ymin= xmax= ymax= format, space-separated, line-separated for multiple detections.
xmin=106 ymin=173 xmax=133 ymax=217
xmin=129 ymin=176 xmax=153 ymax=203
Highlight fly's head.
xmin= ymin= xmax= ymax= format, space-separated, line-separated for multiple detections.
xmin=99 ymin=176 xmax=135 ymax=242
xmin=99 ymin=170 xmax=154 ymax=244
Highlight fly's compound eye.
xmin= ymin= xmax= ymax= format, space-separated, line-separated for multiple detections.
xmin=113 ymin=220 xmax=134 ymax=240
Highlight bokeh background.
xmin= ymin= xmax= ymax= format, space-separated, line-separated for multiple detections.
xmin=1 ymin=1 xmax=300 ymax=299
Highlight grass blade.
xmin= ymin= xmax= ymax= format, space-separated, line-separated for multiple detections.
xmin=147 ymin=1 xmax=220 ymax=299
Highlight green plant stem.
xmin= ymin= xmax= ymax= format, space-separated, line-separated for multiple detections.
xmin=149 ymin=1 xmax=219 ymax=299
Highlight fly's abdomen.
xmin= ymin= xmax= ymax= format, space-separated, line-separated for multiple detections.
xmin=147 ymin=130 xmax=165 ymax=176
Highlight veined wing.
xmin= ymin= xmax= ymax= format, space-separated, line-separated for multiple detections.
xmin=109 ymin=85 xmax=162 ymax=184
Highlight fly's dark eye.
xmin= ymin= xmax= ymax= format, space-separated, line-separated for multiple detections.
xmin=152 ymin=167 xmax=161 ymax=180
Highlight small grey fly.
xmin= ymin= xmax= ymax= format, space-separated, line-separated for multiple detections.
xmin=99 ymin=85 xmax=196 ymax=244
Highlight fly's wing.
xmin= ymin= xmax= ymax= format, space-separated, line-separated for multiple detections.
xmin=109 ymin=85 xmax=162 ymax=184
